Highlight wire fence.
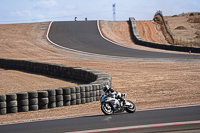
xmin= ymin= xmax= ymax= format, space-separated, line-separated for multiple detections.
xmin=173 ymin=36 xmax=200 ymax=47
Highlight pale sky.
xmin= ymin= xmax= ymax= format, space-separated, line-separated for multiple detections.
xmin=0 ymin=0 xmax=199 ymax=24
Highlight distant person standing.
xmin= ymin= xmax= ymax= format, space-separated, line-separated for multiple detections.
xmin=74 ymin=17 xmax=77 ymax=21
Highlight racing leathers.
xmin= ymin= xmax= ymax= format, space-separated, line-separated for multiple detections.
xmin=104 ymin=88 xmax=125 ymax=106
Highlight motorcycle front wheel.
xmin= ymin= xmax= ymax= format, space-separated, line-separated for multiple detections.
xmin=101 ymin=102 xmax=113 ymax=115
xmin=125 ymin=100 xmax=136 ymax=113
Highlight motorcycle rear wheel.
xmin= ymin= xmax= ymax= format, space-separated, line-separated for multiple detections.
xmin=101 ymin=102 xmax=113 ymax=115
xmin=125 ymin=100 xmax=136 ymax=113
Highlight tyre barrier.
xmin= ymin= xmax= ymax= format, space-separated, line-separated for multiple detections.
xmin=28 ymin=91 xmax=38 ymax=111
xmin=44 ymin=89 xmax=56 ymax=108
xmin=6 ymin=93 xmax=18 ymax=113
xmin=0 ymin=94 xmax=6 ymax=115
xmin=0 ymin=58 xmax=112 ymax=115
xmin=17 ymin=92 xmax=29 ymax=112
xmin=38 ymin=91 xmax=49 ymax=110
xmin=129 ymin=17 xmax=200 ymax=53
xmin=55 ymin=89 xmax=63 ymax=107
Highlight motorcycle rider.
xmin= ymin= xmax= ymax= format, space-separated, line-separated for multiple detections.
xmin=102 ymin=85 xmax=126 ymax=106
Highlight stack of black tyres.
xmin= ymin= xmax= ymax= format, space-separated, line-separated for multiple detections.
xmin=75 ymin=86 xmax=81 ymax=105
xmin=38 ymin=91 xmax=49 ymax=109
xmin=6 ymin=93 xmax=18 ymax=113
xmin=0 ymin=94 xmax=6 ymax=115
xmin=70 ymin=87 xmax=77 ymax=105
xmin=62 ymin=87 xmax=71 ymax=106
xmin=92 ymin=84 xmax=97 ymax=101
xmin=56 ymin=88 xmax=63 ymax=107
xmin=85 ymin=85 xmax=91 ymax=103
xmin=45 ymin=89 xmax=56 ymax=108
xmin=80 ymin=85 xmax=86 ymax=104
xmin=17 ymin=92 xmax=29 ymax=112
xmin=89 ymin=85 xmax=94 ymax=102
xmin=96 ymin=84 xmax=102 ymax=101
xmin=28 ymin=91 xmax=38 ymax=111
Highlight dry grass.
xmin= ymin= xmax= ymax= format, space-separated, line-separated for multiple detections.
xmin=0 ymin=69 xmax=77 ymax=94
xmin=165 ymin=12 xmax=200 ymax=47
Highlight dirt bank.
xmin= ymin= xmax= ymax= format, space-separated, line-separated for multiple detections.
xmin=99 ymin=20 xmax=187 ymax=54
xmin=165 ymin=12 xmax=200 ymax=47
xmin=136 ymin=20 xmax=168 ymax=44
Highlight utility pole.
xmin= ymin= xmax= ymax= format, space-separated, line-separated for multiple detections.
xmin=112 ymin=3 xmax=116 ymax=21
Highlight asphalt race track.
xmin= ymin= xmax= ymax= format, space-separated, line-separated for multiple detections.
xmin=48 ymin=21 xmax=200 ymax=60
xmin=0 ymin=105 xmax=200 ymax=133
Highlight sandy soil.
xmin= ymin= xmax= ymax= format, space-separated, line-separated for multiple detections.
xmin=100 ymin=21 xmax=136 ymax=48
xmin=0 ymin=20 xmax=200 ymax=123
xmin=136 ymin=20 xmax=168 ymax=44
xmin=100 ymin=20 xmax=167 ymax=45
xmin=99 ymin=20 xmax=188 ymax=54
xmin=165 ymin=13 xmax=200 ymax=40
xmin=165 ymin=13 xmax=200 ymax=47
xmin=0 ymin=69 xmax=77 ymax=94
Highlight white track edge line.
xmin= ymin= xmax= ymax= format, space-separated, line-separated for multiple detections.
xmin=137 ymin=104 xmax=200 ymax=112
xmin=67 ymin=120 xmax=200 ymax=133
xmin=97 ymin=20 xmax=140 ymax=50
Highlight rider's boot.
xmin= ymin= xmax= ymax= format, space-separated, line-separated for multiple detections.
xmin=122 ymin=100 xmax=126 ymax=106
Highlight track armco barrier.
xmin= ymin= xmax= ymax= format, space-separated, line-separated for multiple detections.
xmin=129 ymin=17 xmax=200 ymax=53
xmin=0 ymin=58 xmax=112 ymax=115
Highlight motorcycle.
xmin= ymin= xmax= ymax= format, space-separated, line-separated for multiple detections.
xmin=100 ymin=93 xmax=136 ymax=115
